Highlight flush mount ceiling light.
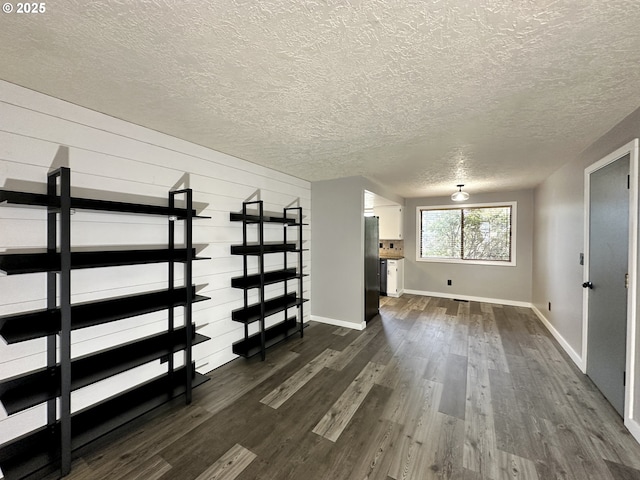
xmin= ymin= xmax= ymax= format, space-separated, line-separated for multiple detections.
xmin=451 ymin=184 xmax=469 ymax=202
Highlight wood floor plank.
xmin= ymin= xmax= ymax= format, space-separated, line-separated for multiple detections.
xmin=312 ymin=361 xmax=386 ymax=442
xmin=492 ymin=306 xmax=524 ymax=357
xmin=604 ymin=459 xmax=640 ymax=480
xmin=438 ymin=353 xmax=468 ymax=420
xmin=431 ymin=413 xmax=465 ymax=480
xmin=463 ymin=334 xmax=498 ymax=479
xmin=260 ymin=348 xmax=339 ymax=409
xmin=327 ymin=320 xmax=384 ymax=371
xmin=117 ymin=455 xmax=172 ymax=480
xmin=346 ymin=418 xmax=402 ymax=480
xmin=194 ymin=443 xmax=256 ymax=480
xmin=332 ymin=326 xmax=352 ymax=336
xmin=71 ymin=405 xmax=213 ymax=480
xmin=56 ymin=458 xmax=94 ymax=480
xmin=449 ymin=322 xmax=469 ymax=357
xmin=379 ymin=361 xmax=434 ymax=425
xmin=495 ymin=449 xmax=539 ymax=480
xmin=309 ymin=384 xmax=394 ymax=480
xmin=469 ymin=301 xmax=483 ymax=315
xmin=542 ymin=417 xmax=616 ymax=480
xmin=198 ymin=349 xmax=301 ymax=415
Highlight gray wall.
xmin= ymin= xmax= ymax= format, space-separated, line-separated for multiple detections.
xmin=311 ymin=177 xmax=365 ymax=327
xmin=533 ymin=107 xmax=640 ymax=423
xmin=311 ymin=176 xmax=403 ymax=328
xmin=404 ymin=189 xmax=534 ymax=304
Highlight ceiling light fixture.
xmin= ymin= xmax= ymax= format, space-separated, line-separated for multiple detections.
xmin=451 ymin=184 xmax=469 ymax=202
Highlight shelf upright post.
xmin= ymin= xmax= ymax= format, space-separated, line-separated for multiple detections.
xmin=47 ymin=167 xmax=72 ymax=476
xmin=184 ymin=189 xmax=193 ymax=404
xmin=283 ymin=207 xmax=289 ymax=337
xmin=170 ymin=189 xmax=194 ymax=403
xmin=284 ymin=206 xmax=304 ymax=338
xmin=242 ymin=201 xmax=249 ymax=345
xmin=45 ymin=171 xmax=58 ymax=455
xmin=297 ymin=207 xmax=304 ymax=338
xmin=167 ymin=192 xmax=176 ymax=398
xmin=258 ymin=201 xmax=266 ymax=361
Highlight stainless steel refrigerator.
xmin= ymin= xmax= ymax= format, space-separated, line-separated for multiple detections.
xmin=364 ymin=216 xmax=380 ymax=322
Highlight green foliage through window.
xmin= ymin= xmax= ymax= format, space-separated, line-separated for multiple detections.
xmin=419 ymin=205 xmax=513 ymax=262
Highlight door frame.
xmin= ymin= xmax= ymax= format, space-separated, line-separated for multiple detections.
xmin=582 ymin=138 xmax=639 ymax=426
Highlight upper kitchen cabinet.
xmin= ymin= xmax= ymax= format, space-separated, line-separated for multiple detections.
xmin=374 ymin=205 xmax=404 ymax=239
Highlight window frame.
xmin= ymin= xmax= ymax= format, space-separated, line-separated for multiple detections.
xmin=415 ymin=201 xmax=517 ymax=266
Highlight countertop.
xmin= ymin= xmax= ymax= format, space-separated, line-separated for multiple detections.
xmin=380 ymin=255 xmax=405 ymax=260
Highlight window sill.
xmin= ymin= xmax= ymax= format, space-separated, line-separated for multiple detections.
xmin=416 ymin=257 xmax=516 ymax=267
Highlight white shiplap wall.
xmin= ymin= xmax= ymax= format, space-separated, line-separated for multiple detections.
xmin=0 ymin=81 xmax=311 ymax=446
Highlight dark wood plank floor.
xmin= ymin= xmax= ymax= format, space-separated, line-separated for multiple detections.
xmin=55 ymin=295 xmax=640 ymax=480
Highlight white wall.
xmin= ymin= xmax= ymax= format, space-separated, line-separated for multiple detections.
xmin=0 ymin=81 xmax=310 ymax=446
xmin=404 ymin=189 xmax=534 ymax=305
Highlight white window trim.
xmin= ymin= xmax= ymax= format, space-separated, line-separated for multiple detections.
xmin=415 ymin=201 xmax=517 ymax=267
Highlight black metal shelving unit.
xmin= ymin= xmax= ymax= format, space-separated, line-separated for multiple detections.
xmin=230 ymin=201 xmax=307 ymax=360
xmin=0 ymin=168 xmax=210 ymax=480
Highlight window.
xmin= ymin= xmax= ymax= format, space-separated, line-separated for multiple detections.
xmin=417 ymin=202 xmax=515 ymax=265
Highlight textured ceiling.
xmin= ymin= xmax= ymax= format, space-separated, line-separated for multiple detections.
xmin=1 ymin=0 xmax=640 ymax=198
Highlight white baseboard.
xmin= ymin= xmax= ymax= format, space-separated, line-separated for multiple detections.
xmin=625 ymin=417 xmax=640 ymax=445
xmin=530 ymin=306 xmax=585 ymax=372
xmin=403 ymin=289 xmax=531 ymax=308
xmin=310 ymin=315 xmax=366 ymax=331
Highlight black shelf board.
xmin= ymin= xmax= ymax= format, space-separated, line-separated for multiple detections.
xmin=232 ymin=317 xmax=301 ymax=358
xmin=229 ymin=212 xmax=297 ymax=225
xmin=231 ymin=293 xmax=308 ymax=324
xmin=0 ymin=327 xmax=209 ymax=415
xmin=73 ymin=367 xmax=208 ymax=447
xmin=0 ymin=365 xmax=208 ymax=480
xmin=0 ymin=248 xmax=203 ymax=275
xmin=231 ymin=268 xmax=301 ymax=289
xmin=0 ymin=189 xmax=198 ymax=218
xmin=230 ymin=243 xmax=296 ymax=256
xmin=0 ymin=287 xmax=209 ymax=344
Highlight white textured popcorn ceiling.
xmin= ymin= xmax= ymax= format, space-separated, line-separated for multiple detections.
xmin=1 ymin=0 xmax=640 ymax=197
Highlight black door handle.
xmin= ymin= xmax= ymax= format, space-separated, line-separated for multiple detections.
xmin=582 ymin=281 xmax=593 ymax=289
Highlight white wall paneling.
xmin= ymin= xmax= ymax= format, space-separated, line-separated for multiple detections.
xmin=0 ymin=81 xmax=311 ymax=449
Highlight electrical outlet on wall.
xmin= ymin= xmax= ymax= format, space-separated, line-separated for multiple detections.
xmin=548 ymin=302 xmax=551 ymax=311
xmin=447 ymin=279 xmax=452 ymax=286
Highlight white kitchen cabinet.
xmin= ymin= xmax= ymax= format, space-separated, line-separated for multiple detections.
xmin=387 ymin=258 xmax=404 ymax=297
xmin=374 ymin=205 xmax=403 ymax=239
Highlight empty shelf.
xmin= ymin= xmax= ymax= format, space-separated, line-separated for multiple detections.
xmin=230 ymin=243 xmax=297 ymax=255
xmin=0 ymin=248 xmax=204 ymax=275
xmin=229 ymin=211 xmax=298 ymax=224
xmin=0 ymin=189 xmax=198 ymax=218
xmin=231 ymin=293 xmax=307 ymax=324
xmin=0 ymin=287 xmax=209 ymax=344
xmin=0 ymin=327 xmax=209 ymax=415
xmin=231 ymin=268 xmax=302 ymax=289
xmin=232 ymin=317 xmax=303 ymax=358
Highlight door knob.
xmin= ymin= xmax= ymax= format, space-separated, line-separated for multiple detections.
xmin=582 ymin=281 xmax=593 ymax=289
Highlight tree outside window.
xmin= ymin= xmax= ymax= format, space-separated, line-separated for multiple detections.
xmin=418 ymin=204 xmax=514 ymax=264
